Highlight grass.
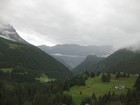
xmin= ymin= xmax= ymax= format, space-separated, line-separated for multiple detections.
xmin=36 ymin=73 xmax=56 ymax=82
xmin=9 ymin=44 xmax=23 ymax=49
xmin=64 ymin=74 xmax=137 ymax=105
xmin=0 ymin=68 xmax=13 ymax=73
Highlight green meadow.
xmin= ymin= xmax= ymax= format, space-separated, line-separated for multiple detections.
xmin=0 ymin=68 xmax=13 ymax=73
xmin=36 ymin=73 xmax=56 ymax=82
xmin=64 ymin=74 xmax=137 ymax=105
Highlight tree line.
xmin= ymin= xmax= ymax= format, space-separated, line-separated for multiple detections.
xmin=0 ymin=68 xmax=140 ymax=105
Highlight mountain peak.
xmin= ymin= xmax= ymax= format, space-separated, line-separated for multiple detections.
xmin=0 ymin=24 xmax=28 ymax=44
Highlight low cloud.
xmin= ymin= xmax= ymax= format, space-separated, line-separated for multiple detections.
xmin=0 ymin=0 xmax=140 ymax=50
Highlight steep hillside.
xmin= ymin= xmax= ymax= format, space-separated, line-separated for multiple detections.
xmin=90 ymin=49 xmax=140 ymax=73
xmin=73 ymin=55 xmax=104 ymax=74
xmin=0 ymin=37 xmax=72 ymax=80
xmin=73 ymin=48 xmax=140 ymax=74
xmin=108 ymin=53 xmax=140 ymax=73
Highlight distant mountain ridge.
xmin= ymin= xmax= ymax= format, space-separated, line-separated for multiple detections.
xmin=38 ymin=44 xmax=113 ymax=68
xmin=39 ymin=44 xmax=113 ymax=56
xmin=74 ymin=48 xmax=140 ymax=74
xmin=0 ymin=24 xmax=28 ymax=44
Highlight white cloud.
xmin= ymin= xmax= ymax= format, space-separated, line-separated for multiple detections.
xmin=0 ymin=0 xmax=140 ymax=49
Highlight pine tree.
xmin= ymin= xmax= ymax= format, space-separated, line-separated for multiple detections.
xmin=107 ymin=72 xmax=111 ymax=82
xmin=85 ymin=71 xmax=89 ymax=77
xmin=135 ymin=75 xmax=140 ymax=91
xmin=101 ymin=73 xmax=106 ymax=82
xmin=127 ymin=73 xmax=130 ymax=78
xmin=116 ymin=72 xmax=121 ymax=79
xmin=123 ymin=72 xmax=126 ymax=77
xmin=92 ymin=92 xmax=97 ymax=102
xmin=101 ymin=73 xmax=110 ymax=82
xmin=90 ymin=72 xmax=95 ymax=78
xmin=97 ymin=71 xmax=101 ymax=76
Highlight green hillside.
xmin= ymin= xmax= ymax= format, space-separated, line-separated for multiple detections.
xmin=64 ymin=74 xmax=137 ymax=105
xmin=92 ymin=49 xmax=140 ymax=73
xmin=73 ymin=49 xmax=140 ymax=74
xmin=73 ymin=55 xmax=104 ymax=75
xmin=108 ymin=53 xmax=140 ymax=73
xmin=0 ymin=37 xmax=72 ymax=80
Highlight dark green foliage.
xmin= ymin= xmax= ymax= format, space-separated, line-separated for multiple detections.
xmin=63 ymin=81 xmax=70 ymax=91
xmin=62 ymin=94 xmax=74 ymax=105
xmin=63 ymin=73 xmax=88 ymax=91
xmin=92 ymin=92 xmax=97 ymax=103
xmin=98 ymin=92 xmax=111 ymax=105
xmin=85 ymin=71 xmax=89 ymax=77
xmin=0 ymin=37 xmax=72 ymax=80
xmin=127 ymin=74 xmax=130 ymax=78
xmin=101 ymin=72 xmax=110 ymax=82
xmin=124 ymin=90 xmax=140 ymax=105
xmin=101 ymin=73 xmax=106 ymax=82
xmin=1 ymin=71 xmax=140 ymax=105
xmin=98 ymin=49 xmax=140 ymax=73
xmin=112 ymin=91 xmax=115 ymax=96
xmin=110 ymin=53 xmax=140 ymax=73
xmin=98 ymin=88 xmax=140 ymax=105
xmin=135 ymin=75 xmax=140 ymax=91
xmin=68 ymin=75 xmax=86 ymax=87
xmin=97 ymin=71 xmax=101 ymax=76
xmin=90 ymin=72 xmax=95 ymax=78
xmin=123 ymin=72 xmax=127 ymax=77
xmin=107 ymin=72 xmax=111 ymax=82
xmin=0 ymin=79 xmax=74 ymax=105
xmin=116 ymin=72 xmax=121 ymax=79
xmin=116 ymin=72 xmax=129 ymax=79
xmin=80 ymin=92 xmax=113 ymax=105
xmin=0 ymin=67 xmax=37 ymax=83
xmin=80 ymin=97 xmax=91 ymax=105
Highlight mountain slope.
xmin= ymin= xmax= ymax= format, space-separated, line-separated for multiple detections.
xmin=53 ymin=57 xmax=72 ymax=69
xmin=38 ymin=44 xmax=112 ymax=68
xmin=89 ymin=49 xmax=140 ymax=73
xmin=0 ymin=24 xmax=28 ymax=44
xmin=108 ymin=52 xmax=140 ymax=73
xmin=0 ymin=37 xmax=72 ymax=80
xmin=73 ymin=48 xmax=140 ymax=74
xmin=73 ymin=55 xmax=104 ymax=74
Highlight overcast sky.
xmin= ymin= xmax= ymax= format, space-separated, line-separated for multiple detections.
xmin=0 ymin=0 xmax=140 ymax=49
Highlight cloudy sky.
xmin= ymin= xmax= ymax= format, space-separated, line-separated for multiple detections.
xmin=0 ymin=0 xmax=140 ymax=49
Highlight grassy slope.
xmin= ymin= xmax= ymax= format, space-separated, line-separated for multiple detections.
xmin=0 ymin=68 xmax=13 ymax=73
xmin=64 ymin=74 xmax=137 ymax=105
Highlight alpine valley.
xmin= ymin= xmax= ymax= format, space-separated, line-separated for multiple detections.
xmin=0 ymin=24 xmax=140 ymax=105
